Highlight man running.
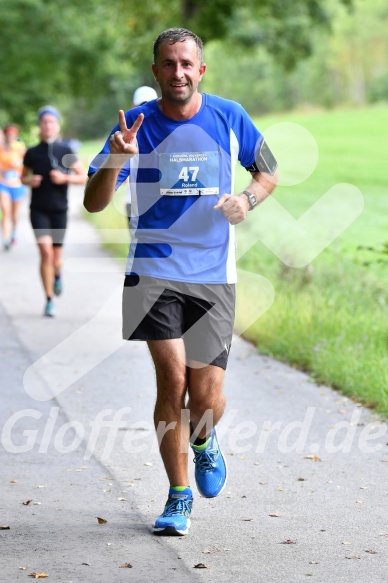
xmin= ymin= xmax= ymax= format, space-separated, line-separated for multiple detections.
xmin=84 ymin=28 xmax=278 ymax=535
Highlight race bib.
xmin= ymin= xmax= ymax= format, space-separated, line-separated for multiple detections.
xmin=159 ymin=151 xmax=219 ymax=196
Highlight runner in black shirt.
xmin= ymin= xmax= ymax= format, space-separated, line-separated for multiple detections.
xmin=22 ymin=106 xmax=86 ymax=317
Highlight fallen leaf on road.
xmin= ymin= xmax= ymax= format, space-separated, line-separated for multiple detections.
xmin=345 ymin=555 xmax=362 ymax=560
xmin=97 ymin=517 xmax=107 ymax=524
xmin=269 ymin=513 xmax=283 ymax=517
xmin=242 ymin=518 xmax=254 ymax=521
xmin=22 ymin=500 xmax=33 ymax=506
xmin=304 ymin=455 xmax=321 ymax=462
xmin=365 ymin=549 xmax=378 ymax=554
xmin=19 ymin=567 xmax=28 ymax=570
xmin=28 ymin=572 xmax=49 ymax=578
xmin=81 ymin=563 xmax=90 ymax=566
xmin=309 ymin=561 xmax=319 ymax=564
xmin=297 ymin=478 xmax=305 ymax=481
xmin=202 ymin=549 xmax=221 ymax=554
xmin=10 ymin=480 xmax=18 ymax=483
xmin=280 ymin=539 xmax=296 ymax=544
xmin=144 ymin=462 xmax=153 ymax=466
xmin=0 ymin=526 xmax=10 ymax=530
xmin=119 ymin=563 xmax=133 ymax=568
xmin=342 ymin=541 xmax=351 ymax=545
xmin=194 ymin=563 xmax=208 ymax=569
xmin=117 ymin=498 xmax=127 ymax=501
xmin=37 ymin=485 xmax=47 ymax=489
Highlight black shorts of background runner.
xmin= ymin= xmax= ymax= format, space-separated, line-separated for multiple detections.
xmin=30 ymin=208 xmax=67 ymax=246
xmin=122 ymin=275 xmax=235 ymax=370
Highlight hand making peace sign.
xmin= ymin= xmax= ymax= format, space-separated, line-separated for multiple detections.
xmin=109 ymin=110 xmax=144 ymax=158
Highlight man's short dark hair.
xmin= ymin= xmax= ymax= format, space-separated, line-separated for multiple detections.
xmin=153 ymin=28 xmax=203 ymax=65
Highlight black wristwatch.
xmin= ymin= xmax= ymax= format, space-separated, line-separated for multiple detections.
xmin=242 ymin=190 xmax=258 ymax=211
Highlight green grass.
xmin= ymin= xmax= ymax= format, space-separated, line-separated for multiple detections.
xmin=81 ymin=104 xmax=388 ymax=417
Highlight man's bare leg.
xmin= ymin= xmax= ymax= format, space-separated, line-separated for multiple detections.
xmin=187 ymin=364 xmax=226 ymax=439
xmin=148 ymin=338 xmax=190 ymax=487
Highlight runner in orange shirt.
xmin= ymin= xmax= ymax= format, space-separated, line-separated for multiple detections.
xmin=0 ymin=124 xmax=27 ymax=250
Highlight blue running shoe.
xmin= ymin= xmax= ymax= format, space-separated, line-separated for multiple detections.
xmin=44 ymin=299 xmax=55 ymax=318
xmin=54 ymin=276 xmax=62 ymax=296
xmin=153 ymin=487 xmax=192 ymax=536
xmin=192 ymin=428 xmax=227 ymax=498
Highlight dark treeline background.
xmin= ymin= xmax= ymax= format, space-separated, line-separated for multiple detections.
xmin=1 ymin=0 xmax=387 ymax=139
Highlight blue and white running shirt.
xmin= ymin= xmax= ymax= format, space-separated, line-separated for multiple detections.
xmin=88 ymin=93 xmax=264 ymax=284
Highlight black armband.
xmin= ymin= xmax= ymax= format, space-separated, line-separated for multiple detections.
xmin=246 ymin=140 xmax=278 ymax=176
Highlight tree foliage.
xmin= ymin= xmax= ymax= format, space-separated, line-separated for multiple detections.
xmin=204 ymin=0 xmax=388 ymax=115
xmin=0 ymin=0 xmax=120 ymax=125
xmin=117 ymin=0 xmax=352 ymax=66
xmin=0 ymin=0 xmax=353 ymax=131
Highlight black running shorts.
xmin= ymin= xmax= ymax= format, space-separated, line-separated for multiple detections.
xmin=30 ymin=208 xmax=67 ymax=246
xmin=122 ymin=275 xmax=235 ymax=370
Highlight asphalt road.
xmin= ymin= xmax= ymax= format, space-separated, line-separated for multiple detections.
xmin=0 ymin=187 xmax=387 ymax=582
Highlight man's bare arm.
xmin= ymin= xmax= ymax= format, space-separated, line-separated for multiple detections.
xmin=83 ymin=110 xmax=144 ymax=213
xmin=214 ymin=169 xmax=279 ymax=225
xmin=83 ymin=161 xmax=122 ymax=213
